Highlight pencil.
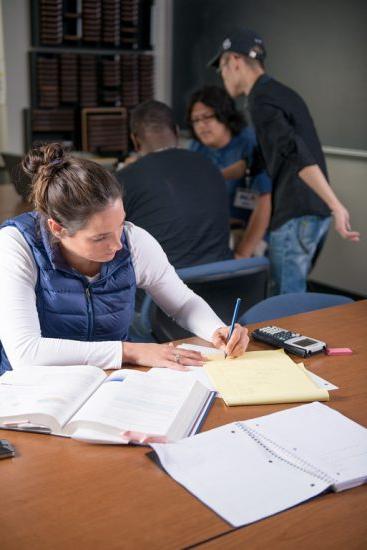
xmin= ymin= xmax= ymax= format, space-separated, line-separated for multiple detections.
xmin=225 ymin=297 xmax=242 ymax=358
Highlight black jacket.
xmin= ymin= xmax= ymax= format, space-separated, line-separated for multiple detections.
xmin=248 ymin=74 xmax=330 ymax=230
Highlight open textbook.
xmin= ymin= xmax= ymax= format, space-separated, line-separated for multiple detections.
xmin=0 ymin=366 xmax=215 ymax=444
xmin=151 ymin=402 xmax=367 ymax=527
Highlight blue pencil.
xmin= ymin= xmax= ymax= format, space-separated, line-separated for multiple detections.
xmin=225 ymin=298 xmax=242 ymax=358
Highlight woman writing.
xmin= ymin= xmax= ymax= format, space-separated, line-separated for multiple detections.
xmin=0 ymin=144 xmax=248 ymax=375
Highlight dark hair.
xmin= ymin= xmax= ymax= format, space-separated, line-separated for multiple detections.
xmin=22 ymin=143 xmax=122 ymax=235
xmin=130 ymin=100 xmax=176 ymax=138
xmin=186 ymin=85 xmax=245 ymax=139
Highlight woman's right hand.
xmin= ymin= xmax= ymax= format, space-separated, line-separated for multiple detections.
xmin=122 ymin=342 xmax=204 ymax=371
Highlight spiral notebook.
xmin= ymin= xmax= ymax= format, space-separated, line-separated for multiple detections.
xmin=151 ymin=402 xmax=367 ymax=527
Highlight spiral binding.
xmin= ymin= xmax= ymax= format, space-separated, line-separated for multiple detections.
xmin=235 ymin=421 xmax=336 ymax=485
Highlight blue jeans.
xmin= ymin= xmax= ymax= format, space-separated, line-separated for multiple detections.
xmin=269 ymin=216 xmax=331 ymax=295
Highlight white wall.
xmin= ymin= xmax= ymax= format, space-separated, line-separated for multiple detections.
xmin=0 ymin=0 xmax=7 ymax=152
xmin=1 ymin=0 xmax=29 ymax=154
xmin=310 ymin=152 xmax=367 ymax=296
xmin=152 ymin=0 xmax=172 ymax=105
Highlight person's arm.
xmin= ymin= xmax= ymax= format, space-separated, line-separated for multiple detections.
xmin=221 ymin=159 xmax=247 ymax=181
xmin=126 ymin=224 xmax=249 ymax=358
xmin=235 ymin=193 xmax=271 ymax=258
xmin=253 ymin=103 xmax=360 ymax=242
xmin=0 ymin=227 xmax=122 ymax=370
xmin=299 ymin=165 xmax=360 ymax=241
xmin=127 ymin=224 xmax=225 ymax=340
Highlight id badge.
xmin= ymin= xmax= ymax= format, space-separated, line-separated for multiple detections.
xmin=233 ymin=188 xmax=258 ymax=210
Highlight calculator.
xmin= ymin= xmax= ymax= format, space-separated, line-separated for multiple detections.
xmin=252 ymin=326 xmax=326 ymax=357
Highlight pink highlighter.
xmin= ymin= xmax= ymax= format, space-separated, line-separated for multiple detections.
xmin=325 ymin=347 xmax=353 ymax=356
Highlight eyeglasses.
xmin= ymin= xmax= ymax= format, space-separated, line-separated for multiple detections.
xmin=191 ymin=114 xmax=216 ymax=126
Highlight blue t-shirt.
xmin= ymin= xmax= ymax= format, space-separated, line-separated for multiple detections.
xmin=190 ymin=126 xmax=272 ymax=222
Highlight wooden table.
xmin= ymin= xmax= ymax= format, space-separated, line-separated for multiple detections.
xmin=1 ymin=301 xmax=366 ymax=549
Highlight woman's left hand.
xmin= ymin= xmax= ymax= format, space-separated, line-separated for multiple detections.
xmin=212 ymin=324 xmax=249 ymax=358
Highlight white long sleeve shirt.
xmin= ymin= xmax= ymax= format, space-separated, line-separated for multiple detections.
xmin=0 ymin=222 xmax=224 ymax=370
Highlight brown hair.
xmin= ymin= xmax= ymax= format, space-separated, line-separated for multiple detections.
xmin=22 ymin=143 xmax=122 ymax=235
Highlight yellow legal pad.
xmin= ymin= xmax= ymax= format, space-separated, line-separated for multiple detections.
xmin=204 ymin=349 xmax=329 ymax=406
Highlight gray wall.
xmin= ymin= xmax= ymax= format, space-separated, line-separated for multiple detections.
xmin=172 ymin=0 xmax=367 ymax=150
xmin=310 ymin=153 xmax=367 ymax=296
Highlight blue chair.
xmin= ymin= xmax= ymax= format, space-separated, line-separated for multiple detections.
xmin=239 ymin=292 xmax=353 ymax=325
xmin=139 ymin=257 xmax=269 ymax=342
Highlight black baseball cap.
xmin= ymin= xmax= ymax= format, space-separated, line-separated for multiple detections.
xmin=208 ymin=28 xmax=266 ymax=68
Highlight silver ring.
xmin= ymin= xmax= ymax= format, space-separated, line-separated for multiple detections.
xmin=174 ymin=352 xmax=181 ymax=363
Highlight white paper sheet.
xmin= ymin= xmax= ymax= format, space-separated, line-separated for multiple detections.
xmin=152 ymin=403 xmax=367 ymax=526
xmin=152 ymin=419 xmax=329 ymax=526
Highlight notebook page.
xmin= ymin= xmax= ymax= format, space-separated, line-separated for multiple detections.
xmin=245 ymin=402 xmax=367 ymax=491
xmin=0 ymin=366 xmax=105 ymax=433
xmin=204 ymin=351 xmax=329 ymax=405
xmin=303 ymin=369 xmax=338 ymax=391
xmin=151 ymin=422 xmax=329 ymax=527
xmin=173 ymin=346 xmax=337 ymax=392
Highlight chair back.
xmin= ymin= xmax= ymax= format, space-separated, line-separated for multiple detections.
xmin=141 ymin=257 xmax=269 ymax=342
xmin=239 ymin=292 xmax=353 ymax=325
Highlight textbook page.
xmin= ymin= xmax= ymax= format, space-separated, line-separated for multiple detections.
xmin=0 ymin=366 xmax=106 ymax=434
xmin=204 ymin=349 xmax=329 ymax=405
xmin=148 ymin=363 xmax=217 ymax=392
xmin=245 ymin=402 xmax=367 ymax=491
xmin=65 ymin=373 xmax=209 ymax=442
xmin=135 ymin=343 xmax=222 ymax=393
xmin=151 ymin=421 xmax=330 ymax=527
xmin=177 ymin=343 xmax=225 ymax=361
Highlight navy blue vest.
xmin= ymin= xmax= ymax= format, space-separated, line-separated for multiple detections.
xmin=0 ymin=212 xmax=136 ymax=374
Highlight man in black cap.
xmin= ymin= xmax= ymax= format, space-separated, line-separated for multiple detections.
xmin=209 ymin=28 xmax=360 ymax=294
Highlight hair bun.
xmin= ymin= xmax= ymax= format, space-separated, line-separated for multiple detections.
xmin=22 ymin=143 xmax=67 ymax=179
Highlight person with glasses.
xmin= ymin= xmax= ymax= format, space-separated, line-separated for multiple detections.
xmin=187 ymin=85 xmax=272 ymax=258
xmin=209 ymin=28 xmax=359 ymax=294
